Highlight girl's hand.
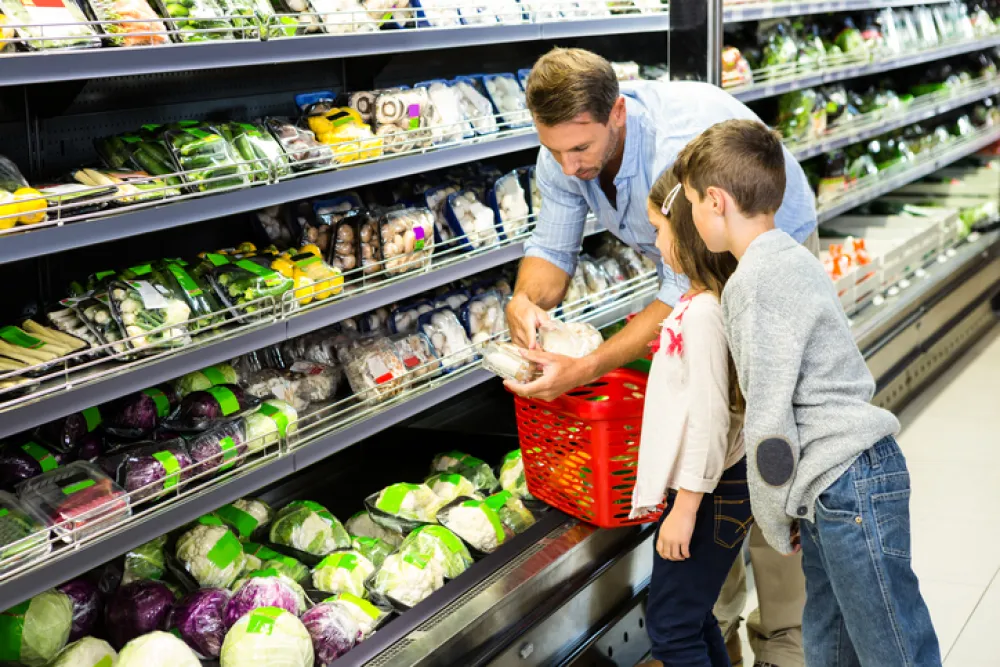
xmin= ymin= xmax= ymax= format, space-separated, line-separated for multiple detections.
xmin=656 ymin=504 xmax=698 ymax=561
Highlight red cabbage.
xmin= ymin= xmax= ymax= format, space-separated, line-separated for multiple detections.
xmin=164 ymin=588 xmax=230 ymax=658
xmin=76 ymin=432 xmax=105 ymax=461
xmin=0 ymin=440 xmax=70 ymax=490
xmin=301 ymin=601 xmax=362 ymax=664
xmin=106 ymin=580 xmax=176 ymax=649
xmin=103 ymin=386 xmax=179 ymax=439
xmin=97 ymin=439 xmax=194 ymax=503
xmin=35 ymin=409 xmax=101 ymax=455
xmin=164 ymin=384 xmax=256 ymax=433
xmin=223 ymin=572 xmax=306 ymax=628
xmin=187 ymin=420 xmax=247 ymax=477
xmin=58 ymin=578 xmax=102 ymax=641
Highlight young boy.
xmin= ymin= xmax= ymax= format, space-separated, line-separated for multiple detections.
xmin=671 ymin=119 xmax=942 ymax=667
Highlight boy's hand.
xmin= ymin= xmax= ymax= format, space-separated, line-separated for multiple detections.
xmin=789 ymin=520 xmax=802 ymax=554
xmin=656 ymin=505 xmax=698 ymax=561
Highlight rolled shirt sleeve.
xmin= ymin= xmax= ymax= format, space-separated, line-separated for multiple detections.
xmin=523 ymin=153 xmax=589 ymax=277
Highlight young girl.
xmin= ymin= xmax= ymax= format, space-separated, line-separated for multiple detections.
xmin=632 ymin=171 xmax=752 ymax=667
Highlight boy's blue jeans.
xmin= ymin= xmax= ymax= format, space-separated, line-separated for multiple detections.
xmin=800 ymin=435 xmax=942 ymax=667
xmin=647 ymin=458 xmax=752 ymax=666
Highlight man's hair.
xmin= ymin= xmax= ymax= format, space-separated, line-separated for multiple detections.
xmin=525 ymin=47 xmax=619 ymax=126
xmin=672 ymin=119 xmax=786 ymax=216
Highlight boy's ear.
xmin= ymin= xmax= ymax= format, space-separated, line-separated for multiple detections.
xmin=705 ymin=186 xmax=726 ymax=216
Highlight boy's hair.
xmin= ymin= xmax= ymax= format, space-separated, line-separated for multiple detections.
xmin=672 ymin=119 xmax=786 ymax=217
xmin=649 ymin=170 xmax=745 ymax=413
xmin=526 ymin=48 xmax=619 ymax=127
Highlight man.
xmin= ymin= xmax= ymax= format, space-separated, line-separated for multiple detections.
xmin=504 ymin=47 xmax=817 ymax=667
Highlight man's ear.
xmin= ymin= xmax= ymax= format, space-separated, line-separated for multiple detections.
xmin=705 ymin=186 xmax=726 ymax=216
xmin=610 ymin=97 xmax=626 ymax=128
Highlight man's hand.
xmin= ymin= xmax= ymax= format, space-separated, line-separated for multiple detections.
xmin=656 ymin=505 xmax=698 ymax=561
xmin=789 ymin=520 xmax=802 ymax=554
xmin=503 ymin=348 xmax=597 ymax=401
xmin=506 ymin=294 xmax=552 ymax=349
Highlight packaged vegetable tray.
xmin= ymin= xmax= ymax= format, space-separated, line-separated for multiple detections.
xmin=208 ymin=258 xmax=294 ymax=316
xmin=430 ymin=450 xmax=499 ymax=493
xmin=0 ymin=0 xmax=100 ymax=49
xmin=95 ymin=133 xmax=184 ymax=187
xmin=481 ymin=341 xmax=538 ymax=383
xmin=151 ymin=0 xmax=233 ymax=42
xmin=108 ymin=279 xmax=193 ymax=353
xmin=418 ymin=308 xmax=475 ymax=372
xmin=165 ymin=126 xmax=249 ymax=193
xmin=389 ymin=332 xmax=440 ymax=381
xmin=459 ymin=289 xmax=505 ymax=344
xmin=16 ymin=461 xmax=130 ymax=542
xmin=96 ymin=438 xmax=194 ymax=503
xmin=0 ymin=490 xmax=51 ymax=575
xmin=264 ymin=118 xmax=335 ymax=172
xmin=185 ymin=418 xmax=247 ymax=477
xmin=219 ymin=122 xmax=288 ymax=182
xmin=84 ymin=0 xmax=169 ymax=46
xmin=452 ymin=76 xmax=498 ymax=136
xmin=445 ymin=189 xmax=500 ymax=251
xmin=366 ymin=550 xmax=444 ymax=611
xmin=378 ymin=207 xmax=435 ymax=276
xmin=488 ymin=170 xmax=531 ymax=239
xmin=163 ymin=383 xmax=259 ymax=433
xmin=342 ymin=337 xmax=408 ymax=404
xmin=305 ymin=197 xmax=362 ymax=267
xmin=414 ymin=80 xmax=474 ymax=145
xmin=482 ymin=73 xmax=531 ymax=129
xmin=398 ymin=523 xmax=472 ymax=579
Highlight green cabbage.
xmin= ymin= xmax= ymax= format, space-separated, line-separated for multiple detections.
xmin=122 ymin=535 xmax=167 ymax=584
xmin=269 ymin=501 xmax=350 ymax=556
xmin=399 ymin=525 xmax=472 ymax=579
xmin=311 ymin=550 xmax=375 ymax=597
xmin=244 ymin=400 xmax=298 ymax=451
xmin=498 ymin=449 xmax=533 ymax=500
xmin=485 ymin=491 xmax=535 ymax=534
xmin=49 ymin=637 xmax=117 ymax=667
xmin=0 ymin=589 xmax=73 ymax=666
xmin=118 ymin=631 xmax=200 ymax=667
xmin=174 ymin=364 xmax=238 ymax=397
xmin=425 ymin=472 xmax=479 ymax=504
xmin=220 ymin=607 xmax=313 ymax=667
xmin=175 ymin=525 xmax=246 ymax=588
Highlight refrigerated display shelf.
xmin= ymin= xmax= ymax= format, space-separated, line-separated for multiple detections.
xmin=0 ymin=278 xmax=658 ymax=611
xmin=0 ymin=13 xmax=669 ymax=87
xmin=816 ymin=124 xmax=1000 ymax=222
xmin=723 ymin=0 xmax=952 ymax=23
xmin=729 ymin=35 xmax=1000 ymax=103
xmin=0 ymin=130 xmax=539 ymax=265
xmin=788 ymin=78 xmax=1000 ymax=162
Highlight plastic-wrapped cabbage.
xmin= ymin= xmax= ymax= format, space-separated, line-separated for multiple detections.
xmin=325 ymin=593 xmax=388 ymax=638
xmin=311 ymin=550 xmax=375 ymax=597
xmin=499 ymin=449 xmax=533 ymax=500
xmin=351 ymin=535 xmax=393 ymax=567
xmin=425 ymin=472 xmax=479 ymax=503
xmin=269 ymin=500 xmax=350 ymax=556
xmin=122 ymin=535 xmax=167 ymax=584
xmin=175 ymin=524 xmax=246 ymax=588
xmin=224 ymin=570 xmax=308 ymax=628
xmin=105 ymin=580 xmax=176 ymax=649
xmin=220 ymin=607 xmax=314 ymax=667
xmin=49 ymin=637 xmax=116 ymax=667
xmin=165 ymin=588 xmax=230 ymax=658
xmin=430 ymin=451 xmax=499 ymax=493
xmin=0 ymin=589 xmax=73 ymax=666
xmin=367 ymin=482 xmax=443 ymax=533
xmin=485 ymin=491 xmax=535 ymax=534
xmin=399 ymin=524 xmax=472 ymax=579
xmin=346 ymin=511 xmax=403 ymax=547
xmin=259 ymin=553 xmax=311 ymax=587
xmin=437 ymin=498 xmax=509 ymax=553
xmin=117 ymin=631 xmax=200 ymax=667
xmin=370 ymin=551 xmax=444 ymax=609
xmin=174 ymin=364 xmax=239 ymax=397
xmin=186 ymin=420 xmax=247 ymax=476
xmin=216 ymin=498 xmax=273 ymax=540
xmin=243 ymin=400 xmax=298 ymax=450
xmin=56 ymin=578 xmax=101 ymax=642
xmin=301 ymin=602 xmax=362 ymax=665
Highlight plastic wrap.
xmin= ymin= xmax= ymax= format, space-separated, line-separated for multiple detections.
xmin=243 ymin=399 xmax=298 ymax=450
xmin=264 ymin=118 xmax=335 ymax=172
xmin=425 ymin=472 xmax=479 ymax=504
xmin=0 ymin=440 xmax=70 ymax=490
xmin=398 ymin=523 xmax=472 ymax=580
xmin=220 ymin=607 xmax=313 ymax=666
xmin=411 ymin=0 xmax=459 ymax=26
xmin=351 ymin=209 xmax=383 ymax=279
xmin=424 ymin=183 xmax=461 ymax=244
xmin=152 ymin=0 xmax=231 ymax=42
xmin=305 ymin=107 xmax=382 ymax=165
xmin=103 ymin=385 xmax=179 ymax=440
xmin=459 ymin=290 xmax=505 ymax=345
xmin=418 ymin=308 xmax=475 ymax=372
xmin=0 ymin=0 xmax=99 ymax=49
xmin=387 ymin=332 xmax=439 ymax=381
xmin=379 ymin=207 xmax=435 ymax=276
xmin=108 ymin=279 xmax=192 ymax=353
xmin=430 ymin=450 xmax=499 ymax=493
xmin=105 ymin=580 xmax=176 ymax=649
xmin=368 ymin=551 xmax=444 ymax=610
xmin=0 ymin=589 xmax=73 ymax=666
xmin=489 ymin=170 xmax=530 ymax=239
xmin=326 ymin=592 xmax=389 ymax=638
xmin=415 ymin=80 xmax=474 ymax=145
xmin=452 ymin=77 xmax=498 ymax=135
xmin=175 ymin=523 xmax=246 ymax=588
xmin=345 ymin=511 xmax=403 ymax=547
xmin=85 ymin=0 xmax=168 ymax=46
xmin=311 ymin=550 xmax=376 ymax=597
xmin=433 ymin=290 xmax=469 ymax=311
xmin=498 ymin=449 xmax=533 ymax=500
xmin=97 ymin=438 xmax=194 ymax=503
xmin=388 ymin=300 xmax=433 ymax=335
xmin=578 ymin=256 xmax=612 ymax=308
xmin=369 ymin=88 xmax=433 ymax=155
xmin=186 ymin=419 xmax=247 ymax=476
xmin=484 ymin=490 xmax=535 ymax=534
xmin=341 ymin=337 xmax=407 ymax=403
xmin=483 ymin=73 xmax=531 ymax=129
xmin=165 ymin=127 xmax=248 ymax=192
xmin=437 ymin=497 xmax=509 ymax=553
xmin=538 ymin=320 xmax=603 ymax=358
xmin=0 ymin=491 xmax=50 ymax=574
xmin=174 ymin=363 xmax=239 ymax=397
xmin=121 ymin=535 xmax=166 ymax=584
xmin=365 ymin=482 xmax=442 ymax=535
xmin=270 ymin=500 xmax=350 ymax=556
xmin=220 ymin=122 xmax=288 ymax=182
xmin=163 ymin=384 xmax=258 ymax=432
xmin=300 ymin=601 xmax=362 ymax=664
xmin=117 ymin=631 xmax=200 ymax=666
xmin=446 ymin=189 xmax=499 ymax=250
xmin=351 ymin=535 xmax=392 ymax=567
xmin=481 ymin=342 xmax=538 ymax=383
xmin=208 ymin=259 xmax=294 ymax=313
xmin=17 ymin=462 xmax=130 ymax=541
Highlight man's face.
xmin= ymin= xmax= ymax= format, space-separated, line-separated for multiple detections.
xmin=684 ymin=183 xmax=728 ymax=252
xmin=536 ymin=108 xmax=621 ymax=181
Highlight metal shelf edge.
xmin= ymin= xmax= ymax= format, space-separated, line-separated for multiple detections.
xmin=724 ymin=0 xmax=952 ymax=23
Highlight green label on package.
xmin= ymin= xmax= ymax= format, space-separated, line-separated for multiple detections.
xmin=503 ymin=450 xmax=520 ymax=463
xmin=205 ymin=385 xmax=239 ymax=416
xmin=21 ymin=442 xmax=57 ymax=472
xmin=245 ymin=543 xmax=279 ymax=560
xmin=246 ymin=607 xmax=283 ymax=635
xmin=289 ymin=500 xmax=334 ymax=525
xmin=202 ymin=366 xmax=227 ymax=385
xmin=217 ymin=504 xmax=257 ymax=538
xmin=217 ymin=436 xmax=238 ymax=472
xmin=95 ymin=656 xmax=113 ymax=667
xmin=460 ymin=500 xmax=504 ymax=544
xmin=82 ymin=407 xmax=102 ymax=432
xmin=152 ymin=451 xmax=181 ymax=490
xmin=206 ymin=253 xmax=230 ymax=267
xmin=484 ymin=491 xmax=512 ymax=512
xmin=403 ymin=552 xmax=429 ymax=570
xmin=128 ymin=264 xmax=152 ymax=276
xmin=184 ymin=128 xmax=213 ymax=140
xmin=319 ymin=552 xmax=356 ymax=571
xmin=206 ymin=529 xmax=242 ymax=569
xmin=94 ymin=270 xmax=116 ymax=280
xmin=0 ymin=600 xmax=29 ymax=661
xmin=0 ymin=326 xmax=43 ymax=350
xmin=418 ymin=525 xmax=466 ymax=555
xmin=248 ymin=567 xmax=279 ymax=579
xmin=142 ymin=387 xmax=171 ymax=418
xmin=121 ymin=134 xmax=141 ymax=144
xmin=198 ymin=514 xmax=224 ymax=526
xmin=333 ymin=592 xmax=381 ymax=619
xmin=62 ymin=479 xmax=95 ymax=495
xmin=235 ymin=259 xmax=277 ymax=278
xmin=293 ymin=254 xmax=321 ymax=269
xmin=258 ymin=403 xmax=288 ymax=438
xmin=0 ymin=510 xmax=7 ymax=519
xmin=377 ymin=484 xmax=419 ymax=515
xmin=167 ymin=263 xmax=203 ymax=298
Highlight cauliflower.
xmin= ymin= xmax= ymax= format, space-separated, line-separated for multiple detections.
xmin=438 ymin=499 xmax=508 ymax=553
xmin=164 ymin=299 xmax=191 ymax=326
xmin=371 ymin=552 xmax=444 ymax=608
xmin=175 ymin=525 xmax=246 ymax=589
xmin=346 ymin=511 xmax=403 ymax=548
xmin=269 ymin=500 xmax=350 ymax=556
xmin=217 ymin=498 xmax=273 ymax=540
xmin=499 ymin=449 xmax=534 ymax=500
xmin=371 ymin=483 xmax=444 ymax=524
xmin=327 ymin=593 xmax=389 ymax=638
xmin=429 ymin=451 xmax=499 ymax=493
xmin=426 ymin=473 xmax=479 ymax=504
xmin=311 ymin=550 xmax=376 ymax=597
xmin=399 ymin=525 xmax=473 ymax=579
xmin=485 ymin=491 xmax=536 ymax=535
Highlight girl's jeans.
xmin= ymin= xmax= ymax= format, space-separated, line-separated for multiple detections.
xmin=800 ymin=435 xmax=942 ymax=667
xmin=647 ymin=458 xmax=753 ymax=667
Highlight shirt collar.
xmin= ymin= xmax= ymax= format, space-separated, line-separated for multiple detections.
xmin=613 ymin=96 xmax=643 ymax=183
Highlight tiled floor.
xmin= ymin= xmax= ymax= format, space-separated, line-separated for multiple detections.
xmin=737 ymin=324 xmax=1000 ymax=666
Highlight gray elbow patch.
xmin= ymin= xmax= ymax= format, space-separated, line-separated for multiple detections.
xmin=756 ymin=437 xmax=795 ymax=487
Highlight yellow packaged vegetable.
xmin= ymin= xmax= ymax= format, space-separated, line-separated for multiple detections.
xmin=291 ymin=250 xmax=343 ymax=301
xmin=13 ymin=188 xmax=46 ymax=225
xmin=307 ymin=108 xmax=383 ymax=165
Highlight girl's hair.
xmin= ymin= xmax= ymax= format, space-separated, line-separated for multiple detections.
xmin=648 ymin=170 xmax=745 ymax=413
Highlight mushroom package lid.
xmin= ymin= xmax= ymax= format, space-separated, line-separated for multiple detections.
xmin=378 ymin=208 xmax=435 ymax=275
xmin=445 ymin=189 xmax=500 ymax=250
xmin=417 ymin=308 xmax=476 ymax=372
xmin=414 ymin=80 xmax=475 ymax=143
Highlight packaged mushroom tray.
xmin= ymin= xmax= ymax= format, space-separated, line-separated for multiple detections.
xmin=446 ymin=190 xmax=500 ymax=251
xmin=415 ymin=80 xmax=475 ymax=145
xmin=452 ymin=77 xmax=499 ymax=136
xmin=342 ymin=337 xmax=409 ymax=404
xmin=352 ymin=88 xmax=435 ymax=155
xmin=379 ymin=208 xmax=435 ymax=276
xmin=305 ymin=198 xmax=366 ymax=274
xmin=489 ymin=170 xmax=531 ymax=239
xmin=482 ymin=74 xmax=531 ymax=129
xmin=459 ymin=290 xmax=506 ymax=345
xmin=418 ymin=308 xmax=475 ymax=372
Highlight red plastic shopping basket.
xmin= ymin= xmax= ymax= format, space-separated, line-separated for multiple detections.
xmin=511 ymin=368 xmax=661 ymax=528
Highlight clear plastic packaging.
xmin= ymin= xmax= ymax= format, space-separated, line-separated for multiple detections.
xmin=219 ymin=122 xmax=287 ymax=182
xmin=611 ymin=61 xmax=641 ymax=81
xmin=452 ymin=77 xmax=498 ymax=136
xmin=498 ymin=449 xmax=533 ymax=500
xmin=459 ymin=290 xmax=506 ymax=345
xmin=368 ymin=550 xmax=444 ymax=610
xmin=353 ymin=210 xmax=383 ymax=279
xmin=351 ymin=535 xmax=392 ymax=567
xmin=482 ymin=73 xmax=531 ymax=129
xmin=430 ymin=450 xmax=499 ymax=493
xmin=389 ymin=300 xmax=433 ymax=335
xmin=415 ymin=80 xmax=474 ymax=145
xmin=561 ymin=265 xmax=590 ymax=309
xmin=304 ymin=107 xmax=382 ymax=165
xmin=484 ymin=490 xmax=535 ymax=534
xmin=390 ymin=332 xmax=440 ymax=380
xmin=538 ymin=320 xmax=603 ymax=358
xmin=398 ymin=524 xmax=472 ymax=579
xmin=163 ymin=383 xmax=259 ymax=432
xmin=371 ymin=88 xmax=434 ymax=154
xmin=446 ymin=189 xmax=499 ymax=250
xmin=425 ymin=473 xmax=479 ymax=505
xmin=186 ymin=419 xmax=248 ymax=477
xmin=433 ymin=290 xmax=469 ymax=312
xmin=342 ymin=337 xmax=408 ymax=403
xmin=96 ymin=438 xmax=194 ymax=503
xmin=165 ymin=127 xmax=249 ymax=192
xmin=578 ymin=256 xmax=612 ymax=308
xmin=208 ymin=259 xmax=294 ymax=313
xmin=0 ymin=490 xmax=50 ymax=574
xmin=17 ymin=461 xmax=130 ymax=541
xmin=418 ymin=308 xmax=475 ymax=371
xmin=152 ymin=0 xmax=232 ymax=42
xmin=436 ymin=497 xmax=509 ymax=554
xmin=481 ymin=342 xmax=538 ymax=383
xmin=326 ymin=592 xmax=390 ymax=638
xmin=596 ymin=256 xmax=628 ymax=296
xmin=365 ymin=482 xmax=443 ymax=534
xmin=85 ymin=0 xmax=168 ymax=46
xmin=264 ymin=118 xmax=335 ymax=172
xmin=489 ymin=170 xmax=530 ymax=239
xmin=411 ymin=0 xmax=459 ymax=26
xmin=423 ymin=183 xmax=461 ymax=245
xmin=312 ymin=550 xmax=376 ymax=597
xmin=109 ymin=279 xmax=192 ymax=353
xmin=0 ymin=0 xmax=100 ymax=49
xmin=345 ymin=511 xmax=403 ymax=548
xmin=379 ymin=207 xmax=435 ymax=276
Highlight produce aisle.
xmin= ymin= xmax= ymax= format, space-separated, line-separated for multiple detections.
xmin=0 ymin=0 xmax=997 ymax=665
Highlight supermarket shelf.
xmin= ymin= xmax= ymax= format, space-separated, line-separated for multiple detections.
xmin=0 ymin=131 xmax=538 ymax=266
xmin=729 ymin=35 xmax=1000 ymax=103
xmin=788 ymin=79 xmax=1000 ymax=162
xmin=723 ymin=0 xmax=951 ymax=22
xmin=0 ymin=14 xmax=668 ymax=87
xmin=816 ymin=125 xmax=1000 ymax=222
